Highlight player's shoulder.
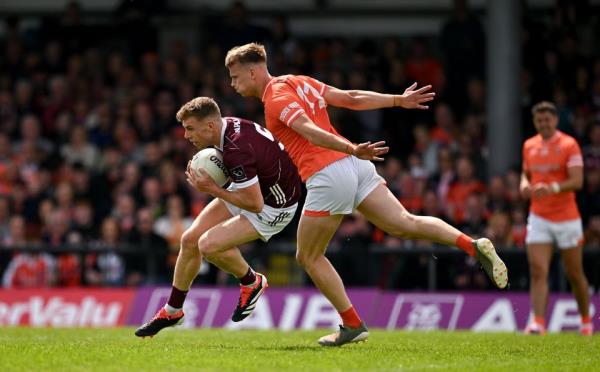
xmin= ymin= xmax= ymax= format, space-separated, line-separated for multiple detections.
xmin=270 ymin=74 xmax=318 ymax=89
xmin=523 ymin=134 xmax=541 ymax=148
xmin=556 ymin=131 xmax=579 ymax=147
xmin=224 ymin=116 xmax=253 ymax=126
xmin=222 ymin=117 xmax=252 ymax=145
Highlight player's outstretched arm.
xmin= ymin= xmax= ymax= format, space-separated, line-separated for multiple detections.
xmin=186 ymin=166 xmax=264 ymax=213
xmin=290 ymin=114 xmax=389 ymax=161
xmin=323 ymin=82 xmax=435 ymax=111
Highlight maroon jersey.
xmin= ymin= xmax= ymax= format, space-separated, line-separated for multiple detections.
xmin=219 ymin=117 xmax=301 ymax=208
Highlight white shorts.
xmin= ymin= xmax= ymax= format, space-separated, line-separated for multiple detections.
xmin=303 ymin=155 xmax=385 ymax=216
xmin=224 ymin=201 xmax=297 ymax=242
xmin=525 ymin=213 xmax=584 ymax=249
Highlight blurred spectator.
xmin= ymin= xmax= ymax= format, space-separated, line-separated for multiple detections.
xmin=398 ymin=172 xmax=425 ymax=214
xmin=71 ymin=200 xmax=96 ymax=242
xmin=583 ymin=124 xmax=600 ymax=172
xmin=485 ymin=212 xmax=514 ymax=248
xmin=15 ymin=114 xmax=54 ymax=158
xmin=487 ymin=175 xmax=510 ymax=213
xmin=584 ymin=215 xmax=600 ymax=248
xmin=458 ymin=193 xmax=488 ymax=238
xmin=413 ymin=124 xmax=439 ymax=176
xmin=2 ymin=216 xmax=57 ymax=288
xmin=127 ymin=208 xmax=169 ymax=285
xmin=43 ymin=209 xmax=81 ymax=286
xmin=446 ymin=157 xmax=486 ymax=223
xmin=430 ymin=103 xmax=457 ymax=146
xmin=60 ymin=125 xmax=100 ymax=171
xmin=112 ymin=193 xmax=137 ymax=235
xmin=141 ymin=177 xmax=164 ymax=218
xmin=511 ymin=207 xmax=527 ymax=249
xmin=86 ymin=217 xmax=125 ymax=286
xmin=405 ymin=37 xmax=445 ymax=93
xmin=154 ymin=194 xmax=192 ymax=251
xmin=428 ymin=148 xmax=455 ymax=211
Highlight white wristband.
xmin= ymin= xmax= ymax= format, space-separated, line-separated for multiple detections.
xmin=550 ymin=182 xmax=561 ymax=194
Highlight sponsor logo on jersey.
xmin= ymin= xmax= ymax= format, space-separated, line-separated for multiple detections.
xmin=279 ymin=102 xmax=300 ymax=122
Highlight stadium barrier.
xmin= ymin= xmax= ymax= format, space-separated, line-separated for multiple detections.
xmin=2 ymin=244 xmax=599 ymax=290
xmin=1 ymin=287 xmax=597 ymax=332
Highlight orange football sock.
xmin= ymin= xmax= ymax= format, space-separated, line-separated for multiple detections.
xmin=455 ymin=234 xmax=476 ymax=257
xmin=340 ymin=306 xmax=362 ymax=329
xmin=534 ymin=316 xmax=546 ymax=327
xmin=581 ymin=315 xmax=591 ymax=325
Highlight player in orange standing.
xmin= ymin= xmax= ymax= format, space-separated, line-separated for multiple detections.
xmin=520 ymin=101 xmax=592 ymax=336
xmin=226 ymin=43 xmax=508 ymax=346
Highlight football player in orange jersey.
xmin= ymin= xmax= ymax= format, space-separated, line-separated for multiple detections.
xmin=226 ymin=43 xmax=508 ymax=346
xmin=520 ymin=101 xmax=592 ymax=336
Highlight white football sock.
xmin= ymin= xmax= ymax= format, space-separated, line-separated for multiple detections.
xmin=164 ymin=304 xmax=181 ymax=314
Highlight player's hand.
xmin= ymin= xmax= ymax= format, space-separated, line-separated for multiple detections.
xmin=352 ymin=141 xmax=389 ymax=161
xmin=520 ymin=183 xmax=532 ymax=199
xmin=397 ymin=82 xmax=436 ymax=110
xmin=531 ymin=183 xmax=552 ymax=199
xmin=186 ymin=166 xmax=218 ymax=194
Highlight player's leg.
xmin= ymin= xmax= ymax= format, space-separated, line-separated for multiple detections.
xmin=297 ymin=213 xmax=369 ymax=346
xmin=201 ymin=202 xmax=298 ymax=322
xmin=197 ymin=214 xmax=268 ymax=322
xmin=559 ymin=245 xmax=592 ymax=335
xmin=525 ymin=243 xmax=553 ymax=334
xmin=356 ymin=183 xmax=508 ymax=288
xmin=135 ymin=198 xmax=232 ymax=337
xmin=172 ymin=199 xmax=233 ymax=290
xmin=298 ymin=157 xmax=370 ymax=346
xmin=198 ymin=215 xmax=261 ymax=277
xmin=296 ymin=213 xmax=346 ymax=310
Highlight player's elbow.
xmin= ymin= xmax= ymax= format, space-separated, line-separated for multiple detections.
xmin=247 ymin=199 xmax=264 ymax=214
xmin=341 ymin=91 xmax=360 ymax=109
xmin=574 ymin=178 xmax=584 ymax=190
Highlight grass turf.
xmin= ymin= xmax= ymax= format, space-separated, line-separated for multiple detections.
xmin=0 ymin=328 xmax=598 ymax=371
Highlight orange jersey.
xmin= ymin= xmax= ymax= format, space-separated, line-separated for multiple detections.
xmin=262 ymin=75 xmax=348 ymax=181
xmin=522 ymin=131 xmax=583 ymax=221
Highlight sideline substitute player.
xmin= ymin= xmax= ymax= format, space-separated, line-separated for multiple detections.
xmin=225 ymin=43 xmax=508 ymax=346
xmin=520 ymin=101 xmax=592 ymax=336
xmin=135 ymin=97 xmax=304 ymax=337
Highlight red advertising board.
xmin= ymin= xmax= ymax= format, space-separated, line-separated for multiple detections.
xmin=0 ymin=289 xmax=136 ymax=327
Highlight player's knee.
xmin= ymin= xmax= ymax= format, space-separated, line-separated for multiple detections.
xmin=295 ymin=250 xmax=319 ymax=268
xmin=529 ymin=263 xmax=548 ymax=281
xmin=564 ymin=265 xmax=585 ymax=282
xmin=197 ymin=234 xmax=215 ymax=257
xmin=180 ymin=230 xmax=200 ymax=254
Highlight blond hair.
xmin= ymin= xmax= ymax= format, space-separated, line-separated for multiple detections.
xmin=176 ymin=97 xmax=221 ymax=122
xmin=225 ymin=43 xmax=267 ymax=68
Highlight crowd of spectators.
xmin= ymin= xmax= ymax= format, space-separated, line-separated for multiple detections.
xmin=0 ymin=0 xmax=599 ymax=290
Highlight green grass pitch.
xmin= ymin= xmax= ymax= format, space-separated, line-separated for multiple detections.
xmin=0 ymin=328 xmax=598 ymax=371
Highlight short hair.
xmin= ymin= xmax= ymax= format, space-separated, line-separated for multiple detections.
xmin=176 ymin=97 xmax=221 ymax=122
xmin=225 ymin=43 xmax=267 ymax=68
xmin=531 ymin=101 xmax=557 ymax=116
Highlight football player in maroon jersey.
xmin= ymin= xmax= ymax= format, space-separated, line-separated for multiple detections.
xmin=136 ymin=97 xmax=301 ymax=337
